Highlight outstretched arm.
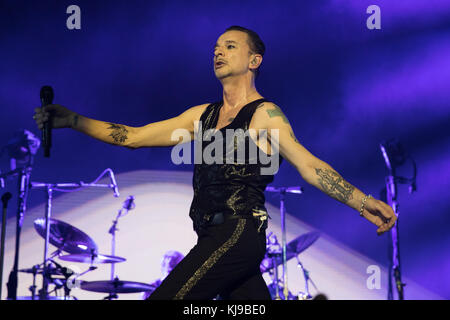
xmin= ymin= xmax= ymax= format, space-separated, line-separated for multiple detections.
xmin=253 ymin=102 xmax=397 ymax=235
xmin=34 ymin=103 xmax=208 ymax=149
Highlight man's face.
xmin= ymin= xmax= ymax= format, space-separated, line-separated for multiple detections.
xmin=213 ymin=30 xmax=254 ymax=80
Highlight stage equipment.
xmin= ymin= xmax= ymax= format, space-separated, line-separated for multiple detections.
xmin=59 ymin=253 xmax=126 ymax=264
xmin=0 ymin=192 xmax=12 ymax=299
xmin=74 ymin=195 xmax=137 ymax=300
xmin=0 ymin=130 xmax=40 ymax=300
xmin=264 ymin=185 xmax=303 ymax=300
xmin=80 ymin=279 xmax=156 ymax=299
xmin=261 ymin=231 xmax=319 ymax=300
xmin=34 ymin=218 xmax=98 ymax=255
xmin=380 ymin=138 xmax=417 ymax=300
xmin=30 ymin=168 xmax=120 ymax=300
xmin=109 ymin=195 xmax=135 ymax=281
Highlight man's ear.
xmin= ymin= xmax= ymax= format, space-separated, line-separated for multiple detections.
xmin=250 ymin=54 xmax=263 ymax=69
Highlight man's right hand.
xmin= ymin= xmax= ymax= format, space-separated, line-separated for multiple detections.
xmin=33 ymin=104 xmax=76 ymax=130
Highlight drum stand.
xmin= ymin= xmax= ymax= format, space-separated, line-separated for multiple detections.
xmin=295 ymin=256 xmax=318 ymax=299
xmin=27 ymin=265 xmax=39 ymax=300
xmin=266 ymin=244 xmax=282 ymax=300
xmin=265 ymin=186 xmax=303 ymax=300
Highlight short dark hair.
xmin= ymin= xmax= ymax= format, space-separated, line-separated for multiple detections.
xmin=224 ymin=25 xmax=265 ymax=78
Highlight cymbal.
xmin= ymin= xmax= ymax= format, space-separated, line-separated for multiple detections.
xmin=286 ymin=231 xmax=320 ymax=256
xmin=59 ymin=253 xmax=126 ymax=264
xmin=34 ymin=218 xmax=98 ymax=255
xmin=80 ymin=280 xmax=156 ymax=293
xmin=14 ymin=296 xmax=76 ymax=300
xmin=260 ymin=231 xmax=320 ymax=273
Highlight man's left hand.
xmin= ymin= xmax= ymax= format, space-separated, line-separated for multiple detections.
xmin=362 ymin=198 xmax=397 ymax=236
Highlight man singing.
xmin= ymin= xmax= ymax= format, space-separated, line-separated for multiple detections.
xmin=33 ymin=26 xmax=396 ymax=300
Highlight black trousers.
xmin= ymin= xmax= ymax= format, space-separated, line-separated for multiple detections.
xmin=147 ymin=217 xmax=271 ymax=300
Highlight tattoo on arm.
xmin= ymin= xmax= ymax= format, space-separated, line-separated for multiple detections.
xmin=290 ymin=130 xmax=299 ymax=143
xmin=107 ymin=123 xmax=129 ymax=144
xmin=266 ymin=105 xmax=290 ymax=124
xmin=315 ymin=168 xmax=355 ymax=203
xmin=258 ymin=103 xmax=299 ymax=143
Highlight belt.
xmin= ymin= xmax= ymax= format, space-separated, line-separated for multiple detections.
xmin=206 ymin=209 xmax=270 ymax=233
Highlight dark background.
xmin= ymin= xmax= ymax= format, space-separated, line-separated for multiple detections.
xmin=1 ymin=0 xmax=449 ymax=298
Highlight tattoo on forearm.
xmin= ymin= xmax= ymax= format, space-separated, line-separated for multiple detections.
xmin=266 ymin=105 xmax=289 ymax=124
xmin=228 ymin=117 xmax=235 ymax=123
xmin=315 ymin=168 xmax=355 ymax=203
xmin=107 ymin=123 xmax=128 ymax=144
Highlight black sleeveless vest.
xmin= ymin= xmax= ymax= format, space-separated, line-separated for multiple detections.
xmin=188 ymin=98 xmax=283 ymax=233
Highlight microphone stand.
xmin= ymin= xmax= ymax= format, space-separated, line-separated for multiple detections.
xmin=380 ymin=141 xmax=414 ymax=300
xmin=5 ymin=165 xmax=33 ymax=300
xmin=265 ymin=186 xmax=303 ymax=300
xmin=385 ymin=175 xmax=405 ymax=300
xmin=109 ymin=211 xmax=121 ymax=282
xmin=109 ymin=196 xmax=134 ymax=282
xmin=266 ymin=232 xmax=282 ymax=300
xmin=1 ymin=192 xmax=13 ymax=300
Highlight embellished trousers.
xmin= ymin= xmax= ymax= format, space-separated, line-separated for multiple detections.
xmin=146 ymin=217 xmax=271 ymax=300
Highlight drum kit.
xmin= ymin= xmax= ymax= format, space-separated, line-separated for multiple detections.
xmin=260 ymin=230 xmax=320 ymax=300
xmin=15 ymin=196 xmax=154 ymax=300
xmin=19 ymin=219 xmax=320 ymax=301
xmin=14 ymin=182 xmax=319 ymax=300
xmin=262 ymin=185 xmax=321 ymax=300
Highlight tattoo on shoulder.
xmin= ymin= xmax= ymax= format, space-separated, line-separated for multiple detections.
xmin=107 ymin=123 xmax=128 ymax=144
xmin=315 ymin=168 xmax=355 ymax=203
xmin=266 ymin=104 xmax=290 ymax=124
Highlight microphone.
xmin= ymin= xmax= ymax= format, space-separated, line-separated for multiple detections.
xmin=108 ymin=169 xmax=120 ymax=197
xmin=122 ymin=195 xmax=135 ymax=211
xmin=119 ymin=195 xmax=135 ymax=217
xmin=40 ymin=86 xmax=54 ymax=158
